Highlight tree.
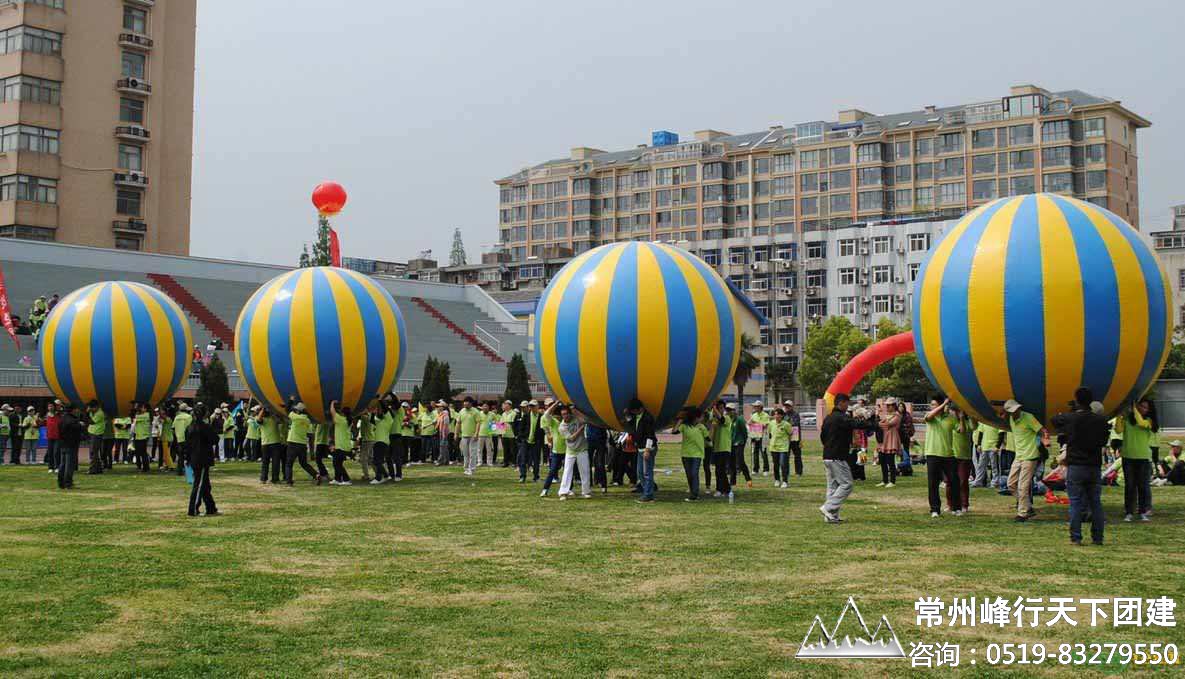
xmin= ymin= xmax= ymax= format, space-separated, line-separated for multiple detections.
xmin=1160 ymin=343 xmax=1185 ymax=379
xmin=299 ymin=216 xmax=333 ymax=267
xmin=449 ymin=228 xmax=468 ymax=267
xmin=504 ymin=353 xmax=531 ymax=405
xmin=731 ymin=333 xmax=760 ymax=404
xmin=765 ymin=359 xmax=797 ymax=405
xmin=419 ymin=355 xmax=464 ymax=403
xmin=797 ymin=316 xmax=871 ymax=399
xmin=196 ymin=355 xmax=231 ymax=409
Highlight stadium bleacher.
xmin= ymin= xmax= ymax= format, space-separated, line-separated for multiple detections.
xmin=0 ymin=240 xmax=537 ymax=398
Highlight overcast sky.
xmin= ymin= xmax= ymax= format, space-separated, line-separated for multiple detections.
xmin=190 ymin=0 xmax=1185 ymax=266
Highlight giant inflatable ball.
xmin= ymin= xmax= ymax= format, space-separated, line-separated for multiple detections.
xmin=913 ymin=193 xmax=1171 ymax=427
xmin=40 ymin=282 xmax=193 ymax=416
xmin=235 ymin=267 xmax=407 ymax=424
xmin=535 ymin=242 xmax=741 ymax=430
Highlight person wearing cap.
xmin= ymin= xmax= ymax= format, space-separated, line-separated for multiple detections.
xmin=510 ymin=399 xmax=533 ymax=482
xmin=1115 ymin=397 xmax=1156 ymax=522
xmin=244 ymin=404 xmax=261 ymax=463
xmin=498 ymin=401 xmax=519 ymax=468
xmin=768 ymin=408 xmax=794 ymax=490
xmin=747 ymin=401 xmax=771 ymax=477
xmin=1051 ymin=387 xmax=1111 ymax=544
xmin=9 ymin=405 xmax=27 ymax=464
xmin=0 ymin=405 xmax=11 ymax=464
xmin=285 ymin=401 xmax=318 ymax=485
xmin=783 ymin=401 xmax=804 ymax=478
xmin=819 ymin=393 xmax=860 ymax=523
xmin=187 ymin=405 xmax=220 ymax=517
xmin=21 ymin=406 xmax=41 ymax=464
xmin=972 ymin=420 xmax=1003 ymax=488
xmin=256 ymin=407 xmax=280 ymax=483
xmin=876 ymin=398 xmax=901 ymax=488
xmin=417 ymin=402 xmax=438 ymax=466
xmin=84 ymin=401 xmax=106 ymax=474
xmin=172 ymin=403 xmax=193 ymax=475
xmin=923 ymin=396 xmax=960 ymax=518
xmin=454 ymin=397 xmax=480 ymax=476
xmin=474 ymin=401 xmax=493 ymax=469
xmin=44 ymin=401 xmax=60 ymax=473
xmin=624 ymin=399 xmax=659 ymax=502
xmin=538 ymin=400 xmax=565 ymax=497
xmin=556 ymin=403 xmax=591 ymax=499
xmin=726 ymin=403 xmax=753 ymax=488
xmin=132 ymin=402 xmax=152 ymax=473
xmin=220 ymin=406 xmax=237 ymax=460
xmin=1003 ymin=398 xmax=1044 ymax=521
xmin=707 ymin=401 xmax=734 ymax=497
xmin=671 ymin=407 xmax=709 ymax=501
xmin=56 ymin=402 xmax=84 ymax=489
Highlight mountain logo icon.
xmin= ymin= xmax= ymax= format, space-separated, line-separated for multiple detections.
xmin=796 ymin=597 xmax=906 ymax=659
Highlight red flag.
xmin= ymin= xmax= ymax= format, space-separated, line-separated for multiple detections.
xmin=329 ymin=227 xmax=342 ymax=267
xmin=0 ymin=262 xmax=20 ymax=350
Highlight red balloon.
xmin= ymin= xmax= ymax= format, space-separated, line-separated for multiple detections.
xmin=312 ymin=182 xmax=347 ymax=216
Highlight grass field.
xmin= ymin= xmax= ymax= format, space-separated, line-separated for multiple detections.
xmin=1 ymin=442 xmax=1182 ymax=678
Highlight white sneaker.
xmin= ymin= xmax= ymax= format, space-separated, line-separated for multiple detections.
xmin=954 ymin=510 xmax=964 ymax=516
xmin=341 ymin=481 xmax=352 ymax=486
xmin=369 ymin=479 xmax=382 ymax=485
xmin=559 ymin=495 xmax=568 ymax=501
xmin=930 ymin=512 xmax=940 ymax=518
xmin=1123 ymin=514 xmax=1134 ymax=522
xmin=539 ymin=489 xmax=548 ymax=497
xmin=329 ymin=480 xmax=339 ymax=486
xmin=885 ymin=482 xmax=895 ymax=488
xmin=581 ymin=494 xmax=592 ymax=499
xmin=1140 ymin=513 xmax=1151 ymax=522
xmin=762 ymin=471 xmax=769 ymax=477
xmin=781 ymin=482 xmax=788 ymax=489
xmin=713 ymin=491 xmax=723 ymax=498
xmin=875 ymin=482 xmax=885 ymax=487
xmin=818 ymin=505 xmax=837 ymax=523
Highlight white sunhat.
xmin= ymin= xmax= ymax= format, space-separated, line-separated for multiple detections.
xmin=1003 ymin=399 xmax=1022 ymax=414
xmin=752 ymin=400 xmax=763 ymax=407
xmin=725 ymin=403 xmax=737 ymax=410
xmin=401 ymin=402 xmax=410 ymax=408
xmin=1090 ymin=401 xmax=1105 ymax=415
xmin=529 ymin=400 xmax=539 ymax=406
xmin=520 ymin=400 xmax=530 ymax=407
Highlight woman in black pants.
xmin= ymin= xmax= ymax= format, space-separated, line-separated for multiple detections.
xmin=187 ymin=406 xmax=219 ymax=517
xmin=877 ymin=399 xmax=901 ymax=487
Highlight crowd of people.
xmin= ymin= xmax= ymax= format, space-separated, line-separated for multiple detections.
xmin=817 ymin=387 xmax=1185 ymax=545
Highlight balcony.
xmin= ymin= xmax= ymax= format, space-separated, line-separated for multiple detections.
xmin=115 ymin=125 xmax=150 ymax=142
xmin=118 ymin=33 xmax=154 ymax=50
xmin=114 ymin=171 xmax=148 ymax=188
xmin=112 ymin=219 xmax=147 ymax=234
xmin=116 ymin=78 xmax=152 ymax=95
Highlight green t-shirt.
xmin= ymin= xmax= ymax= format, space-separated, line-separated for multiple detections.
xmin=1009 ymin=411 xmax=1043 ymax=461
xmin=476 ymin=411 xmax=492 ymax=438
xmin=246 ymin=417 xmax=261 ymax=441
xmin=500 ymin=410 xmax=518 ymax=439
xmin=975 ymin=422 xmax=1000 ymax=449
xmin=924 ymin=413 xmax=955 ymax=458
xmin=712 ymin=413 xmax=733 ymax=452
xmin=418 ymin=409 xmax=437 ymax=436
xmin=259 ymin=416 xmax=280 ymax=446
xmin=313 ymin=422 xmax=331 ymax=446
xmin=287 ymin=412 xmax=311 ymax=444
xmin=113 ymin=417 xmax=131 ymax=441
xmin=22 ymin=415 xmax=39 ymax=440
xmin=541 ymin=413 xmax=565 ymax=455
xmin=768 ymin=419 xmax=793 ymax=453
xmin=1120 ymin=414 xmax=1153 ymax=461
xmin=88 ymin=410 xmax=107 ymax=437
xmin=332 ymin=412 xmax=353 ymax=452
xmin=952 ymin=420 xmax=973 ymax=460
xmin=162 ymin=417 xmax=174 ymax=443
xmin=456 ymin=407 xmax=480 ymax=438
xmin=173 ymin=412 xmax=192 ymax=444
xmin=527 ymin=411 xmax=541 ymax=444
xmin=372 ymin=412 xmax=394 ymax=444
xmin=133 ymin=412 xmax=151 ymax=440
xmin=222 ymin=417 xmax=236 ymax=439
xmin=747 ymin=411 xmax=771 ymax=440
xmin=678 ymin=423 xmax=709 ymax=459
xmin=400 ymin=411 xmax=416 ymax=436
xmin=0 ymin=416 xmax=8 ymax=436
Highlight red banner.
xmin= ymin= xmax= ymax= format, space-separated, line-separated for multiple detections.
xmin=329 ymin=227 xmax=341 ymax=267
xmin=0 ymin=261 xmax=20 ymax=350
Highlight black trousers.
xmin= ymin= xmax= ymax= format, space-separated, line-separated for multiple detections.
xmin=134 ymin=439 xmax=150 ymax=472
xmin=102 ymin=438 xmax=115 ymax=469
xmin=590 ymin=441 xmax=607 ymax=489
xmin=314 ymin=444 xmax=330 ymax=477
xmin=152 ymin=437 xmax=163 ymax=466
xmin=331 ymin=451 xmax=350 ymax=482
xmin=373 ymin=442 xmax=388 ymax=481
xmin=879 ymin=452 xmax=897 ymax=484
xmin=285 ymin=442 xmax=317 ymax=483
xmin=113 ymin=439 xmax=128 ymax=464
xmin=88 ymin=435 xmax=104 ymax=474
xmin=926 ymin=456 xmax=959 ymax=514
xmin=57 ymin=444 xmax=78 ymax=488
xmin=10 ymin=436 xmax=22 ymax=464
xmin=390 ymin=436 xmax=404 ymax=478
xmin=790 ymin=441 xmax=803 ymax=476
xmin=729 ymin=441 xmax=752 ymax=484
xmin=188 ymin=462 xmax=217 ymax=516
xmin=714 ymin=451 xmax=732 ymax=494
xmin=751 ymin=439 xmax=768 ymax=473
xmin=611 ymin=446 xmax=636 ymax=485
xmin=259 ymin=443 xmax=280 ymax=481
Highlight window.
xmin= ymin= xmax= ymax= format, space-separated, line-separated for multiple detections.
xmin=839 ymin=297 xmax=857 ymax=315
xmin=701 ymin=249 xmax=720 ymax=265
xmin=939 ymin=182 xmax=965 ymax=205
xmin=753 ymin=180 xmax=769 ymax=198
xmin=123 ymin=6 xmax=148 ymax=33
xmin=777 ymin=300 xmax=796 ymax=317
xmin=915 ymin=187 xmax=933 ymax=207
xmin=1083 ymin=117 xmax=1105 ymax=138
xmin=915 ymin=162 xmax=933 ymax=181
xmin=681 ymin=208 xmax=697 ymax=226
xmin=972 ymin=129 xmax=995 ymax=149
xmin=0 ymin=125 xmax=58 ymax=154
xmin=806 ymin=301 xmax=827 ymax=317
xmin=829 ymin=170 xmax=851 ymax=190
xmin=908 ymin=263 xmax=921 ymax=281
xmin=573 ymin=198 xmax=593 ymax=215
xmin=0 ymin=225 xmax=55 ymax=241
xmin=1003 ymin=94 xmax=1043 ymax=119
xmin=118 ymin=143 xmax=143 ymax=171
xmin=1043 ymin=172 xmax=1073 ymax=193
xmin=1086 ymin=170 xmax=1107 ymax=191
xmin=121 ymin=51 xmax=147 ymax=79
xmin=1085 ymin=144 xmax=1105 ymax=164
xmin=655 ymin=189 xmax=671 ymax=208
xmin=872 ymin=235 xmax=892 ymax=254
xmin=858 ymin=191 xmax=884 ymax=211
xmin=754 ymin=157 xmax=769 ymax=175
xmin=702 ymin=162 xmax=724 ymax=181
xmin=750 ymin=203 xmax=767 ymax=221
xmin=805 ymin=241 xmax=826 ymax=259
xmin=894 ymin=141 xmax=910 ymax=160
xmin=733 ymin=159 xmax=748 ymax=176
xmin=772 ymin=176 xmax=794 ymax=196
xmin=1086 ymin=196 xmax=1108 ymax=209
xmin=972 ymin=154 xmax=996 ymax=175
xmin=796 ymin=122 xmax=824 ymax=143
xmin=828 ymin=146 xmax=850 ymax=166
xmin=0 ymin=175 xmax=57 ymax=203
xmin=1008 ymin=123 xmax=1033 ymax=146
xmin=798 ymin=150 xmax=820 ymax=169
xmin=552 ymin=222 xmax=567 ymax=238
xmin=0 ymin=26 xmax=63 ymax=56
xmin=702 ymin=184 xmax=722 ymax=202
xmin=800 ymin=173 xmax=818 ymax=193
xmin=0 ymin=75 xmax=61 ymax=105
xmin=1041 ymin=119 xmax=1071 ymax=143
xmin=908 ymin=233 xmax=931 ymax=252
xmin=874 ymin=296 xmax=892 ymax=314
xmin=114 ymin=236 xmax=142 ymax=251
xmin=1009 ymin=150 xmax=1034 ymax=171
xmin=857 ymin=167 xmax=882 ymax=186
xmin=773 ymin=154 xmax=794 ymax=173
xmin=728 ymin=248 xmax=749 ymax=265
xmin=805 ymin=270 xmax=826 ymax=288
xmin=972 ymin=179 xmax=997 ymax=201
xmin=1042 ymin=146 xmax=1071 ymax=168
xmin=22 ymin=0 xmax=64 ymax=8
xmin=894 ymin=189 xmax=912 ymax=209
xmin=915 ymin=137 xmax=933 ymax=157
xmin=938 ymin=132 xmax=964 ymax=154
xmin=1009 ymin=175 xmax=1035 ymax=195
xmin=895 ymin=165 xmax=911 ymax=183
xmin=703 ymin=207 xmax=723 ymax=224
xmin=838 ymin=268 xmax=857 ymax=285
xmin=872 ymin=265 xmax=892 ymax=284
xmin=800 ymin=196 xmax=817 ymax=215
xmin=572 ymin=178 xmax=591 ymax=195
xmin=829 ymin=193 xmax=851 ymax=213
xmin=838 ymin=239 xmax=856 ymax=257
xmin=856 ymin=143 xmax=881 ymax=163
xmin=772 ymin=199 xmax=794 ymax=219
xmin=938 ymin=157 xmax=964 ymax=178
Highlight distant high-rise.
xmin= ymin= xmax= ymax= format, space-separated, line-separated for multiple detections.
xmin=0 ymin=0 xmax=196 ymax=254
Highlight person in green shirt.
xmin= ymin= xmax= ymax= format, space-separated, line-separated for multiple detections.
xmin=453 ymin=397 xmax=480 ymax=475
xmin=172 ymin=403 xmax=193 ymax=474
xmin=950 ymin=407 xmax=973 ymax=513
xmin=85 ymin=402 xmax=108 ymax=475
xmin=220 ymin=407 xmax=237 ymax=460
xmin=370 ymin=400 xmax=394 ymax=484
xmin=522 ymin=400 xmax=543 ymax=483
xmin=285 ymin=402 xmax=318 ymax=485
xmin=498 ymin=401 xmax=518 ymax=468
xmin=747 ymin=401 xmax=771 ymax=477
xmin=256 ymin=407 xmax=283 ymax=483
xmin=0 ymin=405 xmax=10 ymax=464
xmin=923 ymin=397 xmax=960 ymax=517
xmin=356 ymin=407 xmax=375 ymax=483
xmin=538 ymin=400 xmax=566 ymax=497
xmin=725 ymin=403 xmax=753 ymax=489
xmin=245 ymin=406 xmax=261 ymax=462
xmin=476 ymin=402 xmax=494 ymax=468
xmin=972 ymin=421 xmax=1002 ymax=488
xmin=706 ymin=401 xmax=734 ymax=496
xmin=112 ymin=414 xmax=131 ymax=465
xmin=394 ymin=402 xmax=415 ymax=477
xmin=417 ymin=402 xmax=438 ymax=465
xmin=1003 ymin=399 xmax=1044 ymax=521
xmin=312 ymin=419 xmax=332 ymax=482
xmin=21 ymin=406 xmax=41 ymax=464
xmin=670 ymin=406 xmax=709 ymax=501
xmin=132 ymin=402 xmax=152 ymax=472
xmin=328 ymin=400 xmax=354 ymax=485
xmin=768 ymin=408 xmax=794 ymax=490
xmin=1116 ymin=398 xmax=1155 ymax=521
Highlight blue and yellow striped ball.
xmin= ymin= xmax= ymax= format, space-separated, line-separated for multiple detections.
xmin=535 ymin=242 xmax=741 ymax=430
xmin=39 ymin=282 xmax=193 ymax=416
xmin=914 ymin=193 xmax=1171 ymax=428
xmin=235 ymin=267 xmax=407 ymax=424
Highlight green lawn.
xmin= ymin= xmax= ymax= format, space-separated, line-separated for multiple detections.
xmin=1 ymin=443 xmax=1182 ymax=678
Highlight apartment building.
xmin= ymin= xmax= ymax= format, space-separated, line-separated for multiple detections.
xmin=0 ymin=0 xmax=196 ymax=254
xmin=492 ymin=84 xmax=1149 ymax=376
xmin=1150 ymin=204 xmax=1185 ymax=333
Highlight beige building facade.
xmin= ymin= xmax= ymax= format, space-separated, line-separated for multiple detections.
xmin=0 ymin=0 xmax=195 ymax=255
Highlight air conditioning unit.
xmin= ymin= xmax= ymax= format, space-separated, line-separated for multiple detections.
xmin=780 ymin=344 xmax=797 ymax=353
xmin=862 ymin=296 xmax=871 ymax=303
xmin=861 ymin=237 xmax=870 ymax=243
xmin=859 ymin=248 xmax=869 ymax=255
xmin=861 ymin=308 xmax=871 ymax=315
xmin=779 ymin=287 xmax=793 ymax=295
xmin=893 ymin=303 xmax=905 ymax=312
xmin=894 ymin=276 xmax=905 ymax=283
xmin=894 ymin=294 xmax=905 ymax=302
xmin=858 ymin=277 xmax=869 ymax=286
xmin=806 ymin=287 xmax=819 ymax=297
xmin=750 ymin=262 xmax=760 ymax=271
xmin=860 ymin=323 xmax=871 ymax=331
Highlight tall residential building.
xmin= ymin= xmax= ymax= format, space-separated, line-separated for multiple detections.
xmin=492 ymin=84 xmax=1149 ymax=385
xmin=0 ymin=0 xmax=196 ymax=254
xmin=1150 ymin=204 xmax=1185 ymax=332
